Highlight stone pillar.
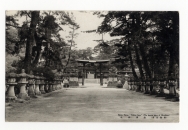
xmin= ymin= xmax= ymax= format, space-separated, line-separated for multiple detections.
xmin=55 ymin=79 xmax=59 ymax=89
xmin=123 ymin=73 xmax=129 ymax=89
xmin=169 ymin=81 xmax=176 ymax=96
xmin=100 ymin=63 xmax=103 ymax=86
xmin=156 ymin=79 xmax=166 ymax=97
xmin=150 ymin=79 xmax=158 ymax=95
xmin=52 ymin=80 xmax=56 ymax=91
xmin=82 ymin=63 xmax=85 ymax=86
xmin=165 ymin=74 xmax=178 ymax=101
xmin=55 ymin=80 xmax=58 ymax=90
xmin=44 ymin=80 xmax=49 ymax=93
xmin=144 ymin=77 xmax=151 ymax=94
xmin=131 ymin=84 xmax=134 ymax=90
xmin=35 ymin=76 xmax=41 ymax=95
xmin=141 ymin=80 xmax=145 ymax=92
xmin=48 ymin=81 xmax=53 ymax=92
xmin=17 ymin=69 xmax=30 ymax=100
xmin=129 ymin=78 xmax=133 ymax=90
xmin=6 ymin=73 xmax=18 ymax=100
xmin=59 ymin=78 xmax=62 ymax=88
xmin=28 ymin=73 xmax=36 ymax=98
xmin=58 ymin=79 xmax=62 ymax=89
xmin=136 ymin=80 xmax=141 ymax=92
xmin=133 ymin=80 xmax=137 ymax=91
xmin=39 ymin=73 xmax=46 ymax=94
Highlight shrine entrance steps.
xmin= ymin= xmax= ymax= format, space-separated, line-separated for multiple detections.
xmin=79 ymin=83 xmax=107 ymax=88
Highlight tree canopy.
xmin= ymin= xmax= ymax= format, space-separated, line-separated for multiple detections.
xmin=94 ymin=11 xmax=179 ymax=79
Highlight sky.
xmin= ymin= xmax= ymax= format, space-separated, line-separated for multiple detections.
xmin=6 ymin=10 xmax=120 ymax=49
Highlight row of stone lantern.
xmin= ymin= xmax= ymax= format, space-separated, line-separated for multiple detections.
xmin=125 ymin=74 xmax=179 ymax=101
xmin=6 ymin=69 xmax=64 ymax=101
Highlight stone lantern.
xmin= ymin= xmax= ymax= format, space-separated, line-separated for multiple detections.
xmin=54 ymin=78 xmax=58 ymax=90
xmin=131 ymin=78 xmax=135 ymax=91
xmin=52 ymin=79 xmax=56 ymax=91
xmin=134 ymin=79 xmax=138 ymax=91
xmin=56 ymin=77 xmax=62 ymax=90
xmin=27 ymin=71 xmax=36 ymax=98
xmin=123 ymin=73 xmax=129 ymax=90
xmin=156 ymin=76 xmax=166 ymax=97
xmin=44 ymin=79 xmax=49 ymax=93
xmin=129 ymin=78 xmax=133 ymax=90
xmin=166 ymin=74 xmax=176 ymax=99
xmin=150 ymin=77 xmax=159 ymax=95
xmin=141 ymin=78 xmax=146 ymax=92
xmin=48 ymin=80 xmax=53 ymax=92
xmin=136 ymin=79 xmax=142 ymax=92
xmin=127 ymin=77 xmax=131 ymax=90
xmin=17 ymin=69 xmax=30 ymax=99
xmin=6 ymin=72 xmax=18 ymax=100
xmin=144 ymin=76 xmax=150 ymax=94
xmin=35 ymin=73 xmax=41 ymax=95
xmin=39 ymin=73 xmax=46 ymax=94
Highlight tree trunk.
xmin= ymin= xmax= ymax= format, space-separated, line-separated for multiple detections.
xmin=32 ymin=45 xmax=42 ymax=66
xmin=24 ymin=11 xmax=40 ymax=73
xmin=127 ymin=42 xmax=138 ymax=79
xmin=168 ymin=48 xmax=175 ymax=77
xmin=134 ymin=44 xmax=144 ymax=78
xmin=32 ymin=33 xmax=46 ymax=66
xmin=63 ymin=26 xmax=75 ymax=73
xmin=139 ymin=42 xmax=152 ymax=78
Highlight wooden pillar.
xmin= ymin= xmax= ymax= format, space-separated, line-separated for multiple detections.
xmin=100 ymin=63 xmax=103 ymax=86
xmin=82 ymin=63 xmax=85 ymax=86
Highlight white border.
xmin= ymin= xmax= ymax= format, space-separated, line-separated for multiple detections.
xmin=1 ymin=0 xmax=188 ymax=130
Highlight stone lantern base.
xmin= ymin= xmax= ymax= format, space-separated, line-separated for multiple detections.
xmin=123 ymin=81 xmax=128 ymax=89
xmin=144 ymin=85 xmax=150 ymax=94
xmin=136 ymin=86 xmax=141 ymax=92
xmin=39 ymin=85 xmax=46 ymax=94
xmin=35 ymin=84 xmax=41 ymax=95
xmin=48 ymin=85 xmax=53 ymax=92
xmin=156 ymin=86 xmax=166 ymax=97
xmin=52 ymin=85 xmax=56 ymax=91
xmin=141 ymin=85 xmax=145 ymax=92
xmin=44 ymin=84 xmax=49 ymax=93
xmin=6 ymin=85 xmax=17 ymax=101
xmin=131 ymin=85 xmax=135 ymax=90
xmin=18 ymin=84 xmax=30 ymax=100
xmin=18 ymin=93 xmax=30 ymax=100
xmin=28 ymin=84 xmax=37 ymax=98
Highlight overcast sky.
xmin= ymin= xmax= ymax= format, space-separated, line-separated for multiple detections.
xmin=6 ymin=10 xmax=120 ymax=49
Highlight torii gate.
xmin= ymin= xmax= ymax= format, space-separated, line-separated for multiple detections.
xmin=76 ymin=60 xmax=109 ymax=86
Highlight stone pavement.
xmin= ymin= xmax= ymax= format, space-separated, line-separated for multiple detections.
xmin=5 ymin=83 xmax=179 ymax=122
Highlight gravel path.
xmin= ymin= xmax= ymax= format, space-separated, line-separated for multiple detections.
xmin=5 ymin=84 xmax=179 ymax=122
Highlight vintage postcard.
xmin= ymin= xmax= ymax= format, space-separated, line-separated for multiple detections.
xmin=5 ymin=10 xmax=179 ymax=123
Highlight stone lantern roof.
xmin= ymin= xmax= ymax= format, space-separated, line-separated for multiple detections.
xmin=17 ymin=69 xmax=28 ymax=78
xmin=28 ymin=71 xmax=35 ymax=79
xmin=7 ymin=72 xmax=18 ymax=78
xmin=6 ymin=72 xmax=18 ymax=85
xmin=17 ymin=69 xmax=28 ymax=84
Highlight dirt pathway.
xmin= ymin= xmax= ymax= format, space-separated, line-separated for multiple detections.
xmin=5 ymin=84 xmax=179 ymax=122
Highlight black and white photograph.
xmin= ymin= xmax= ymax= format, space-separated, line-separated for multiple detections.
xmin=3 ymin=0 xmax=188 ymax=129
xmin=5 ymin=10 xmax=180 ymax=123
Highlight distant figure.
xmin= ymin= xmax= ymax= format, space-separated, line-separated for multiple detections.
xmin=63 ymin=78 xmax=69 ymax=88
